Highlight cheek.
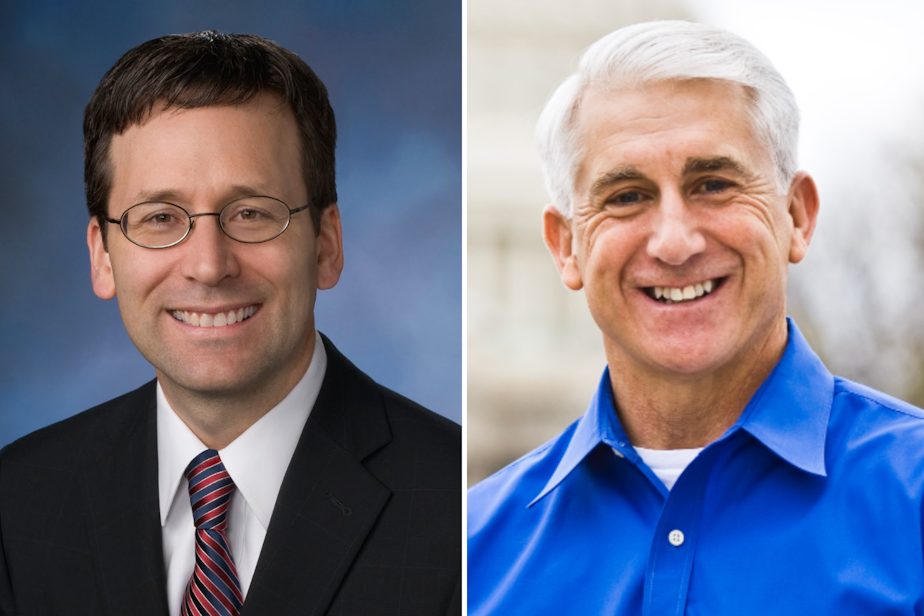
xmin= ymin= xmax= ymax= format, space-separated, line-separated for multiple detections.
xmin=712 ymin=215 xmax=789 ymax=302
xmin=109 ymin=252 xmax=165 ymax=306
xmin=749 ymin=224 xmax=789 ymax=269
xmin=263 ymin=246 xmax=317 ymax=303
xmin=582 ymin=214 xmax=642 ymax=261
xmin=708 ymin=209 xmax=774 ymax=256
xmin=718 ymin=198 xmax=791 ymax=252
xmin=580 ymin=226 xmax=637 ymax=290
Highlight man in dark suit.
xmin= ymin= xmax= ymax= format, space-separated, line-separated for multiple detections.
xmin=0 ymin=31 xmax=460 ymax=615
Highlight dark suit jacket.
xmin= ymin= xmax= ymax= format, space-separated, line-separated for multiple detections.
xmin=0 ymin=336 xmax=461 ymax=615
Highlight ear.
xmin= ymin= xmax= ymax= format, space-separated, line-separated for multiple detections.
xmin=316 ymin=203 xmax=344 ymax=290
xmin=87 ymin=218 xmax=116 ymax=299
xmin=786 ymin=171 xmax=820 ymax=264
xmin=542 ymin=204 xmax=583 ymax=290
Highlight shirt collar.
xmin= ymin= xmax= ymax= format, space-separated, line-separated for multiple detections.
xmin=157 ymin=330 xmax=327 ymax=528
xmin=529 ymin=367 xmax=631 ymax=506
xmin=734 ymin=318 xmax=833 ymax=477
xmin=530 ymin=318 xmax=833 ymax=506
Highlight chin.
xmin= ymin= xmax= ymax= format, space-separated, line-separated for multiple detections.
xmin=629 ymin=335 xmax=734 ymax=377
xmin=154 ymin=360 xmax=258 ymax=396
xmin=650 ymin=353 xmax=726 ymax=377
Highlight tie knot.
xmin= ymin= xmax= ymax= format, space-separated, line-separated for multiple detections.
xmin=185 ymin=449 xmax=235 ymax=530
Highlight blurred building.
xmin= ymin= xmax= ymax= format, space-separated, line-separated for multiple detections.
xmin=467 ymin=0 xmax=692 ymax=485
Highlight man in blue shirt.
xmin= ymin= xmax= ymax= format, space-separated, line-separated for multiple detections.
xmin=468 ymin=20 xmax=924 ymax=614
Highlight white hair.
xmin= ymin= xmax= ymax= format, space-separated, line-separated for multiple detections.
xmin=536 ymin=20 xmax=800 ymax=217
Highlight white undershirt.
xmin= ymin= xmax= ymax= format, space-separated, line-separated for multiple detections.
xmin=633 ymin=446 xmax=704 ymax=491
xmin=157 ymin=331 xmax=326 ymax=616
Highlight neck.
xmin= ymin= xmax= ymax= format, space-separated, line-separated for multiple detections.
xmin=158 ymin=335 xmax=316 ymax=450
xmin=606 ymin=318 xmax=788 ymax=450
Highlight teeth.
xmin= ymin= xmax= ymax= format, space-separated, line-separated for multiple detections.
xmin=171 ymin=305 xmax=257 ymax=328
xmin=651 ymin=280 xmax=717 ymax=304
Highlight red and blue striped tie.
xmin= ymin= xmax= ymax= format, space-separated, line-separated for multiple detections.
xmin=181 ymin=449 xmax=244 ymax=616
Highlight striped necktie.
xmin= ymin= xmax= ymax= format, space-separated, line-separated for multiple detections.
xmin=181 ymin=449 xmax=244 ymax=616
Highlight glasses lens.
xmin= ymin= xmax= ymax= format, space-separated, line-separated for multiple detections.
xmin=220 ymin=197 xmax=291 ymax=243
xmin=122 ymin=202 xmax=190 ymax=248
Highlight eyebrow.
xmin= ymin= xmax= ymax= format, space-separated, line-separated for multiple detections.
xmin=682 ymin=156 xmax=754 ymax=180
xmin=589 ymin=166 xmax=646 ymax=199
xmin=129 ymin=184 xmax=280 ymax=205
xmin=130 ymin=189 xmax=183 ymax=204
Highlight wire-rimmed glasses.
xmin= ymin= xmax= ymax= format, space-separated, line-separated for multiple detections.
xmin=106 ymin=196 xmax=311 ymax=249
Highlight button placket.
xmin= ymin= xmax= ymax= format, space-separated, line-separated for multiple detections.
xmin=643 ymin=447 xmax=715 ymax=616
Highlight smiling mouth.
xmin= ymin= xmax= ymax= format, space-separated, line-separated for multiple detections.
xmin=170 ymin=305 xmax=258 ymax=328
xmin=644 ymin=279 xmax=721 ymax=305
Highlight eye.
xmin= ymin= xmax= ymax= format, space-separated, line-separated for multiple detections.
xmin=237 ymin=209 xmax=261 ymax=220
xmin=142 ymin=210 xmax=181 ymax=225
xmin=227 ymin=205 xmax=272 ymax=222
xmin=702 ymin=179 xmax=729 ymax=193
xmin=610 ymin=191 xmax=642 ymax=204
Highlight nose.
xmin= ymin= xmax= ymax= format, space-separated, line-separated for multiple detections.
xmin=179 ymin=214 xmax=241 ymax=285
xmin=646 ymin=191 xmax=706 ymax=265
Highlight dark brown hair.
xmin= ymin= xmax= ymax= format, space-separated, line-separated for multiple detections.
xmin=84 ymin=30 xmax=336 ymax=244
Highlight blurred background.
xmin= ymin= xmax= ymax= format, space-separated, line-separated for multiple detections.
xmin=0 ymin=0 xmax=462 ymax=447
xmin=468 ymin=0 xmax=924 ymax=484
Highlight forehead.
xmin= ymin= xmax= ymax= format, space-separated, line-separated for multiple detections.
xmin=572 ymin=80 xmax=771 ymax=192
xmin=107 ymin=94 xmax=303 ymax=210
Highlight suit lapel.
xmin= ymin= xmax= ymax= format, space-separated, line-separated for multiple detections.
xmin=81 ymin=381 xmax=169 ymax=616
xmin=243 ymin=337 xmax=393 ymax=616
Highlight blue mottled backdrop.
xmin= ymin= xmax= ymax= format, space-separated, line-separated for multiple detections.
xmin=0 ymin=0 xmax=462 ymax=446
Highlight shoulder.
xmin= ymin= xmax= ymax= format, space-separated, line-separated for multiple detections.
xmin=833 ymin=377 xmax=924 ymax=421
xmin=321 ymin=333 xmax=458 ymax=435
xmin=827 ymin=377 xmax=924 ymax=480
xmin=368 ymin=383 xmax=461 ymax=496
xmin=830 ymin=377 xmax=924 ymax=445
xmin=318 ymin=335 xmax=459 ymax=482
xmin=468 ymin=420 xmax=579 ymax=531
xmin=0 ymin=380 xmax=155 ymax=473
xmin=379 ymin=384 xmax=460 ymax=449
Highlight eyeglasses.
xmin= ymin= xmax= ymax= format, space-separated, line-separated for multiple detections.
xmin=106 ymin=196 xmax=311 ymax=249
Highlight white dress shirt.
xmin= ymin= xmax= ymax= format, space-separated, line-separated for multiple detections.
xmin=157 ymin=331 xmax=327 ymax=616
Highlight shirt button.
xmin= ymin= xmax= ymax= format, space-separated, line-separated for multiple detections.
xmin=668 ymin=530 xmax=684 ymax=546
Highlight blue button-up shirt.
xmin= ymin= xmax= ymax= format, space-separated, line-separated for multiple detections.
xmin=468 ymin=320 xmax=924 ymax=614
